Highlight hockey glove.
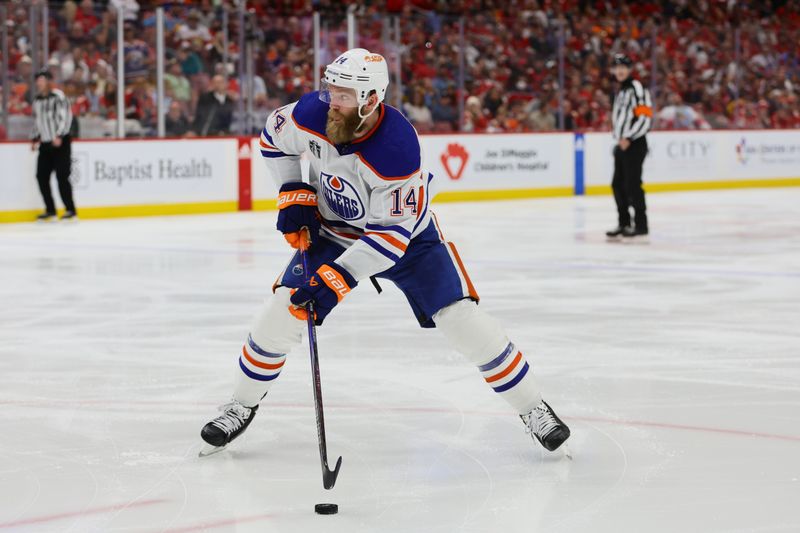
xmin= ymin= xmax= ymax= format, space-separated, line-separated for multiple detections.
xmin=277 ymin=183 xmax=320 ymax=250
xmin=289 ymin=263 xmax=357 ymax=325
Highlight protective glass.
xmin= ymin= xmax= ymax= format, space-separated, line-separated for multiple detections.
xmin=319 ymin=81 xmax=360 ymax=108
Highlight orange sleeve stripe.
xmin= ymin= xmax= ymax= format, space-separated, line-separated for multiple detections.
xmin=485 ymin=352 xmax=523 ymax=383
xmin=634 ymin=105 xmax=653 ymax=118
xmin=447 ymin=242 xmax=479 ymax=301
xmin=320 ymin=219 xmax=361 ymax=240
xmin=259 ymin=138 xmax=279 ymax=150
xmin=432 ymin=212 xmax=446 ymax=241
xmin=366 ymin=232 xmax=408 ymax=252
xmin=277 ymin=190 xmax=317 ymax=209
xmin=316 ymin=265 xmax=352 ymax=302
xmin=357 ymin=153 xmax=421 ymax=182
xmin=242 ymin=346 xmax=285 ymax=370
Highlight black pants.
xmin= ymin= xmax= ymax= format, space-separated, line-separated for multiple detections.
xmin=612 ymin=137 xmax=647 ymax=229
xmin=36 ymin=137 xmax=76 ymax=214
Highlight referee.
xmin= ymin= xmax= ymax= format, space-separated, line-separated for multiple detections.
xmin=31 ymin=69 xmax=77 ymax=221
xmin=606 ymin=54 xmax=652 ymax=239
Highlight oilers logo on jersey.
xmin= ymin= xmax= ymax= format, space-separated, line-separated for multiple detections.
xmin=321 ymin=172 xmax=364 ymax=221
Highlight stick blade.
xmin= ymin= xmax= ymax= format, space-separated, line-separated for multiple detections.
xmin=322 ymin=455 xmax=343 ymax=490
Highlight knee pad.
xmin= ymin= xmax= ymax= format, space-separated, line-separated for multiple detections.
xmin=433 ymin=299 xmax=509 ymax=365
xmin=249 ymin=287 xmax=305 ymax=355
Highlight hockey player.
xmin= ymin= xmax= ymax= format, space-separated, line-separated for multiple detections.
xmin=200 ymin=48 xmax=570 ymax=456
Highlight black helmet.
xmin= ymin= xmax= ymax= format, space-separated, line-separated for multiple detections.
xmin=35 ymin=68 xmax=53 ymax=80
xmin=612 ymin=54 xmax=633 ymax=67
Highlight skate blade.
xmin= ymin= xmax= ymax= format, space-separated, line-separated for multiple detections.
xmin=199 ymin=443 xmax=227 ymax=457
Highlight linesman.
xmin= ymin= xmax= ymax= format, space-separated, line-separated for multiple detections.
xmin=31 ymin=69 xmax=77 ymax=221
xmin=607 ymin=54 xmax=652 ymax=239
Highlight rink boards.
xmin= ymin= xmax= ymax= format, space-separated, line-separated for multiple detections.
xmin=2 ymin=129 xmax=799 ymax=222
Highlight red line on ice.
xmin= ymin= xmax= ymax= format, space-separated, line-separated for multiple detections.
xmin=163 ymin=513 xmax=275 ymax=532
xmin=0 ymin=498 xmax=167 ymax=529
xmin=571 ymin=415 xmax=800 ymax=443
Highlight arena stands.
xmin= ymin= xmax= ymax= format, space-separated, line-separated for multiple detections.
xmin=1 ymin=0 xmax=797 ymax=139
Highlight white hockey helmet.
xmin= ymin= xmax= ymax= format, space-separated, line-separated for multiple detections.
xmin=320 ymin=48 xmax=389 ymax=108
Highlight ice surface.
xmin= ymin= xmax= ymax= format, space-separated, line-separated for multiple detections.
xmin=1 ymin=188 xmax=798 ymax=532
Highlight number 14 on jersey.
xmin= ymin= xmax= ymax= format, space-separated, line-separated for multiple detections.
xmin=390 ymin=187 xmax=419 ymax=216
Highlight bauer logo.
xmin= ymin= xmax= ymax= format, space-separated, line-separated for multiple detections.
xmin=320 ymin=172 xmax=364 ymax=221
xmin=440 ymin=143 xmax=469 ymax=180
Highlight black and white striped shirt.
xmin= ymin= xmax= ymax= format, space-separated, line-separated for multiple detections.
xmin=32 ymin=89 xmax=73 ymax=143
xmin=612 ymin=78 xmax=652 ymax=141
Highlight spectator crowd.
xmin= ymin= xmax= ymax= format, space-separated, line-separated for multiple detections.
xmin=1 ymin=0 xmax=798 ymax=139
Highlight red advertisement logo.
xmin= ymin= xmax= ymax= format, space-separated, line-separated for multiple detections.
xmin=440 ymin=143 xmax=469 ymax=180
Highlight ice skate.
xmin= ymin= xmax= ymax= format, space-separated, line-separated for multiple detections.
xmin=199 ymin=401 xmax=258 ymax=457
xmin=605 ymin=226 xmax=627 ymax=240
xmin=622 ymin=225 xmax=649 ymax=243
xmin=521 ymin=400 xmax=570 ymax=452
xmin=622 ymin=225 xmax=648 ymax=237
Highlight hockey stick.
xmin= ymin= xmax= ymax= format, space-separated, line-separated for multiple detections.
xmin=300 ymin=244 xmax=342 ymax=490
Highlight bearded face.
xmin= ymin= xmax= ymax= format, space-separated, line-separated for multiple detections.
xmin=326 ymin=105 xmax=362 ymax=145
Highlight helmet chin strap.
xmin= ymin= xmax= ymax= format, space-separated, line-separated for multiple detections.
xmin=355 ymin=102 xmax=378 ymax=133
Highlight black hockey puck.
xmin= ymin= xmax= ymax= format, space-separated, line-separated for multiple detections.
xmin=315 ymin=503 xmax=338 ymax=515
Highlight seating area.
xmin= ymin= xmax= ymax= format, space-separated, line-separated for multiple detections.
xmin=1 ymin=0 xmax=797 ymax=139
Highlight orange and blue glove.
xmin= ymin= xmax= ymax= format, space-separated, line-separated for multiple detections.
xmin=289 ymin=263 xmax=357 ymax=326
xmin=277 ymin=183 xmax=320 ymax=250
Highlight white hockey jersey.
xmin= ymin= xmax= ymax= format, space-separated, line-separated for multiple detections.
xmin=259 ymin=91 xmax=433 ymax=282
